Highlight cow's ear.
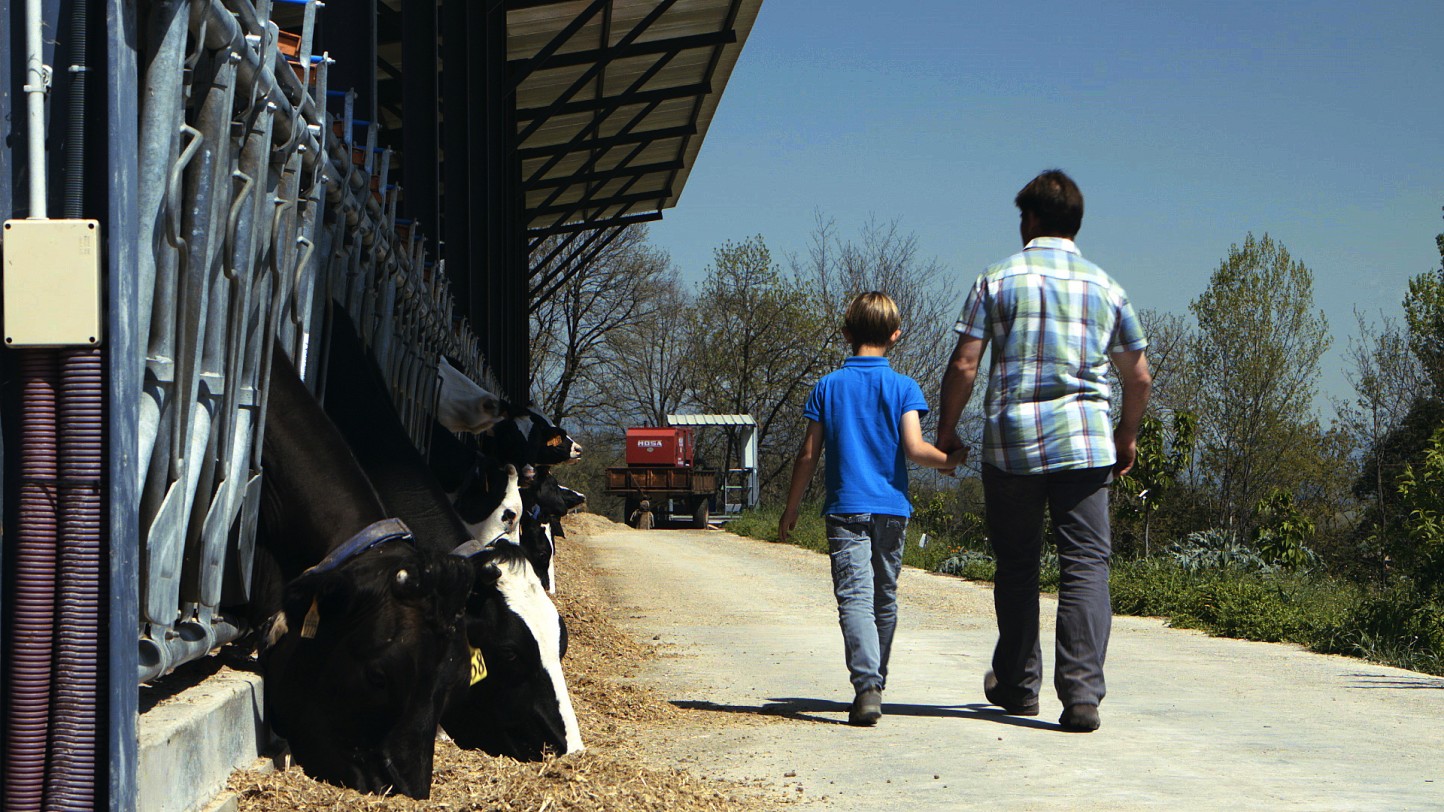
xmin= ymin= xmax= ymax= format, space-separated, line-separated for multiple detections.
xmin=258 ymin=612 xmax=289 ymax=651
xmin=470 ymin=557 xmax=503 ymax=589
xmin=282 ymin=570 xmax=352 ymax=641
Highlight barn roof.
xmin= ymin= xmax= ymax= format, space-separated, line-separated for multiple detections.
xmin=509 ymin=0 xmax=764 ymax=237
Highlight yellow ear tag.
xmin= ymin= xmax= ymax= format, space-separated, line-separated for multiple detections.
xmin=300 ymin=597 xmax=321 ymax=639
xmin=468 ymin=645 xmax=488 ymax=685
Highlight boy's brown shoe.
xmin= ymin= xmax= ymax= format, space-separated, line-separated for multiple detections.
xmin=983 ymin=670 xmax=1040 ymax=716
xmin=1059 ymin=703 xmax=1101 ymax=732
xmin=849 ymin=688 xmax=882 ymax=726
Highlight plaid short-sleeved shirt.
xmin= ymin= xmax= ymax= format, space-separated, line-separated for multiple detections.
xmin=955 ymin=237 xmax=1147 ymax=475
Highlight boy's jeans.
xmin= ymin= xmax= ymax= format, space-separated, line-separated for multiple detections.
xmin=825 ymin=513 xmax=907 ymax=695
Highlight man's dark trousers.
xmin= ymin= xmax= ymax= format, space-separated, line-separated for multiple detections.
xmin=982 ymin=463 xmax=1113 ymax=708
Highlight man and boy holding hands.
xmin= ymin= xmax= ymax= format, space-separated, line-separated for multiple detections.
xmin=781 ymin=169 xmax=1153 ymax=732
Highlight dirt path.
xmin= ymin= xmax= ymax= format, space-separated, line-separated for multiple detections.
xmin=583 ymin=521 xmax=1444 ymax=811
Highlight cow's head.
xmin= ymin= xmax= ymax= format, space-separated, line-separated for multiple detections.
xmin=452 ymin=461 xmax=521 ymax=544
xmin=517 ymin=512 xmax=556 ymax=593
xmin=260 ymin=543 xmax=472 ymax=798
xmin=442 ymin=542 xmax=582 ymax=759
xmin=530 ymin=472 xmax=586 ymax=518
xmin=494 ymin=407 xmax=582 ymax=468
xmin=436 ymin=357 xmax=504 ymax=435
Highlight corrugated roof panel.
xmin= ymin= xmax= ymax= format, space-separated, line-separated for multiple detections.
xmin=509 ymin=0 xmax=763 ymax=236
xmin=666 ymin=414 xmax=757 ymax=427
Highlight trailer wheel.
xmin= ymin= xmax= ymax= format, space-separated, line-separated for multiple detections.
xmin=691 ymin=497 xmax=710 ymax=529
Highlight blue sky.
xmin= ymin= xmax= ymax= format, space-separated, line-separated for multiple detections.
xmin=649 ymin=0 xmax=1444 ymax=416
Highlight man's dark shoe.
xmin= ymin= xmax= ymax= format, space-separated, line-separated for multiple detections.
xmin=1059 ymin=703 xmax=1101 ymax=732
xmin=849 ymin=688 xmax=882 ymax=726
xmin=983 ymin=671 xmax=1039 ymax=716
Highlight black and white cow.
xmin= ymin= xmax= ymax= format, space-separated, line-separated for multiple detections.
xmin=441 ymin=538 xmax=581 ymax=756
xmin=254 ymin=349 xmax=472 ymax=799
xmin=514 ymin=471 xmax=588 ymax=593
xmin=320 ymin=312 xmax=584 ymax=758
xmin=436 ymin=356 xmax=505 ymax=435
xmin=486 ymin=406 xmax=583 ymax=471
xmin=428 ymin=425 xmax=521 ymax=543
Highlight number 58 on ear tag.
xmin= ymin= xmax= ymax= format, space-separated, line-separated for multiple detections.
xmin=469 ymin=645 xmax=488 ymax=685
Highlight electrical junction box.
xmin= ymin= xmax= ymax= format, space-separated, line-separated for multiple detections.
xmin=2 ymin=219 xmax=103 ymax=347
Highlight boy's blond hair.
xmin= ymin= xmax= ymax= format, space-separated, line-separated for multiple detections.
xmin=844 ymin=291 xmax=901 ymax=348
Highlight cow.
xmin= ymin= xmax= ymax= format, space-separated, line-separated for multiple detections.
xmin=253 ymin=348 xmax=472 ymax=799
xmin=441 ymin=538 xmax=581 ymax=756
xmin=487 ymin=406 xmax=583 ymax=471
xmin=428 ymin=424 xmax=521 ymax=543
xmin=514 ymin=470 xmax=587 ymax=593
xmin=436 ymin=356 xmax=505 ymax=435
xmin=319 ymin=311 xmax=584 ymax=758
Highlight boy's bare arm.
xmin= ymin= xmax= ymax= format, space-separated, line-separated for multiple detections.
xmin=938 ymin=335 xmax=985 ymax=451
xmin=779 ymin=421 xmax=824 ymax=543
xmin=901 ymin=410 xmax=967 ymax=471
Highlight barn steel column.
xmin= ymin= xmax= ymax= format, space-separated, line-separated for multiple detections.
xmin=103 ymin=0 xmax=141 ymax=807
xmin=482 ymin=0 xmax=526 ymax=402
xmin=440 ymin=0 xmax=471 ymax=325
xmin=401 ymin=0 xmax=439 ymax=246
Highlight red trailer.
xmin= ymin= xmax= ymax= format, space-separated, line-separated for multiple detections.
xmin=606 ymin=427 xmax=718 ymax=528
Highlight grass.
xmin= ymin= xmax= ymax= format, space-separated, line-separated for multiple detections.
xmin=725 ymin=504 xmax=1444 ymax=676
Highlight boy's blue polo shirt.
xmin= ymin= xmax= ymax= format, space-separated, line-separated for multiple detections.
xmin=803 ymin=356 xmax=928 ymax=517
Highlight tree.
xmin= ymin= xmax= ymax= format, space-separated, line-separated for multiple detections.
xmin=1187 ymin=233 xmax=1331 ymax=535
xmin=1403 ymin=219 xmax=1444 ymax=396
xmin=599 ymin=276 xmax=696 ymax=429
xmin=794 ymin=214 xmax=960 ymax=390
xmin=1113 ymin=409 xmax=1199 ymax=557
xmin=1337 ymin=312 xmax=1428 ymax=532
xmin=689 ymin=236 xmax=834 ymax=493
xmin=529 ymin=226 xmax=674 ymax=425
xmin=1135 ymin=308 xmax=1200 ymax=417
xmin=791 ymin=214 xmax=981 ymax=476
xmin=1396 ymin=427 xmax=1444 ymax=596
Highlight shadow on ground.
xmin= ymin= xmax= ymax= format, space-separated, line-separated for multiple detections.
xmin=671 ymin=697 xmax=1062 ymax=730
xmin=1346 ymin=673 xmax=1444 ymax=690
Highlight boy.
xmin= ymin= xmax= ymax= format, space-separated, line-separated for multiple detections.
xmin=780 ymin=291 xmax=966 ymax=726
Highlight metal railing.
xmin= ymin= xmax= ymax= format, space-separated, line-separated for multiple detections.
xmin=134 ymin=0 xmax=493 ymax=683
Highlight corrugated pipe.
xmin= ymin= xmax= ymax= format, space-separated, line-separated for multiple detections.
xmin=45 ymin=0 xmax=105 ymax=805
xmin=48 ymin=350 xmax=104 ymax=810
xmin=5 ymin=353 xmax=60 ymax=812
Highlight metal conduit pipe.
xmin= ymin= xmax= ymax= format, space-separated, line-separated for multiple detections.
xmin=3 ymin=0 xmax=57 ymax=808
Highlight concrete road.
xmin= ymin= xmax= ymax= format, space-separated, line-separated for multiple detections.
xmin=583 ymin=525 xmax=1444 ymax=811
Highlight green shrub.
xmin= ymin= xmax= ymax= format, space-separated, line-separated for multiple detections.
xmin=937 ymin=550 xmax=996 ymax=581
xmin=1166 ymin=529 xmax=1273 ymax=573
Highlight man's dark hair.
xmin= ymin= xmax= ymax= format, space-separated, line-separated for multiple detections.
xmin=1015 ymin=169 xmax=1084 ymax=237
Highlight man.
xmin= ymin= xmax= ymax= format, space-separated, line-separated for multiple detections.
xmin=937 ymin=170 xmax=1152 ymax=732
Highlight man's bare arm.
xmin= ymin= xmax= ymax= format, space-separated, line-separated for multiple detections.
xmin=937 ymin=334 xmax=986 ymax=452
xmin=1111 ymin=349 xmax=1153 ymax=477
